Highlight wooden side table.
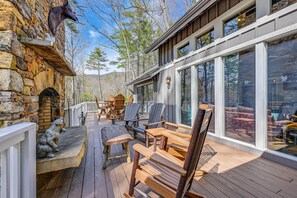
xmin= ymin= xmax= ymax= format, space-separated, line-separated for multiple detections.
xmin=145 ymin=128 xmax=163 ymax=151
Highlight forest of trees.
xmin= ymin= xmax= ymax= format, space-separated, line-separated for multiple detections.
xmin=64 ymin=0 xmax=198 ymax=104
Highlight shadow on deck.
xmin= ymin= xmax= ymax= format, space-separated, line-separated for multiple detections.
xmin=38 ymin=113 xmax=297 ymax=198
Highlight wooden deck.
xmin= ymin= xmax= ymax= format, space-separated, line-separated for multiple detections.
xmin=38 ymin=113 xmax=297 ymax=198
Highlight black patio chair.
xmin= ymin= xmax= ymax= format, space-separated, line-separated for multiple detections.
xmin=131 ymin=103 xmax=165 ymax=143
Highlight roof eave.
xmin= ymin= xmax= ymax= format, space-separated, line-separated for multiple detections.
xmin=145 ymin=0 xmax=210 ymax=54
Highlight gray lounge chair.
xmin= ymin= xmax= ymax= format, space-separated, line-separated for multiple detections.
xmin=124 ymin=103 xmax=140 ymax=132
xmin=131 ymin=103 xmax=165 ymax=143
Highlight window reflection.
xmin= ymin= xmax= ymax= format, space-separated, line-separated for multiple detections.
xmin=181 ymin=68 xmax=191 ymax=126
xmin=178 ymin=43 xmax=190 ymax=58
xmin=268 ymin=34 xmax=297 ymax=157
xmin=224 ymin=49 xmax=256 ymax=144
xmin=224 ymin=5 xmax=256 ymax=36
xmin=196 ymin=29 xmax=214 ymax=50
xmin=198 ymin=61 xmax=215 ymax=133
xmin=272 ymin=0 xmax=297 ymax=13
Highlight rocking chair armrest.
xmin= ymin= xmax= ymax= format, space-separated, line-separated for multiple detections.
xmin=133 ymin=144 xmax=187 ymax=176
xmin=164 ymin=122 xmax=192 ymax=131
xmin=163 ymin=129 xmax=191 ymax=139
xmin=161 ymin=131 xmax=190 ymax=147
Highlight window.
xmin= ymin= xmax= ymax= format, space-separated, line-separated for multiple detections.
xmin=267 ymin=34 xmax=297 ymax=157
xmin=272 ymin=0 xmax=297 ymax=13
xmin=224 ymin=5 xmax=256 ymax=36
xmin=137 ymin=83 xmax=154 ymax=114
xmin=224 ymin=48 xmax=256 ymax=144
xmin=178 ymin=43 xmax=190 ymax=58
xmin=198 ymin=61 xmax=215 ymax=133
xmin=181 ymin=68 xmax=191 ymax=126
xmin=196 ymin=29 xmax=214 ymax=50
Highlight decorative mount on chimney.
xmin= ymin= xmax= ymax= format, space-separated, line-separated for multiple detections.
xmin=48 ymin=1 xmax=78 ymax=36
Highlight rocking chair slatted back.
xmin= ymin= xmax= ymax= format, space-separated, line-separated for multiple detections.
xmin=176 ymin=108 xmax=212 ymax=197
xmin=124 ymin=104 xmax=140 ymax=122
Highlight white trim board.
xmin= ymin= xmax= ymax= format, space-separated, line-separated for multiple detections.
xmin=172 ymin=3 xmax=297 ymax=70
xmin=176 ymin=22 xmax=297 ymax=71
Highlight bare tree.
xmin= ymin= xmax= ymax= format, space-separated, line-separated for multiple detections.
xmin=65 ymin=21 xmax=88 ymax=105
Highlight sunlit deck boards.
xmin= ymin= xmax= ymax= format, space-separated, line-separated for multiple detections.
xmin=38 ymin=113 xmax=297 ymax=198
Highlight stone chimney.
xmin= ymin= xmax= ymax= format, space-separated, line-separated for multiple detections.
xmin=0 ymin=0 xmax=75 ymax=129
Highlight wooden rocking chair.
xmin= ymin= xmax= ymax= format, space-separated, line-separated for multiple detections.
xmin=124 ymin=108 xmax=212 ymax=198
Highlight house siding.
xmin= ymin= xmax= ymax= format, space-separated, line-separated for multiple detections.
xmin=158 ymin=0 xmax=244 ymax=67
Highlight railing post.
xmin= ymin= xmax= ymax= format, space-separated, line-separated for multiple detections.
xmin=1 ymin=151 xmax=8 ymax=198
xmin=21 ymin=124 xmax=36 ymax=198
xmin=67 ymin=99 xmax=71 ymax=127
xmin=8 ymin=144 xmax=20 ymax=198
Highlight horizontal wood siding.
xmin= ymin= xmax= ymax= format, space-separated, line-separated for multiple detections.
xmin=158 ymin=0 xmax=242 ymax=67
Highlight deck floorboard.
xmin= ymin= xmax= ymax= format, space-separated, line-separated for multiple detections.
xmin=38 ymin=113 xmax=297 ymax=198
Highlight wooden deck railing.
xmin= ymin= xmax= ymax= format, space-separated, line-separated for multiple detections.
xmin=64 ymin=102 xmax=99 ymax=127
xmin=0 ymin=122 xmax=36 ymax=198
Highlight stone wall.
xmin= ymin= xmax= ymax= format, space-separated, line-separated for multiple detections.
xmin=0 ymin=0 xmax=66 ymax=128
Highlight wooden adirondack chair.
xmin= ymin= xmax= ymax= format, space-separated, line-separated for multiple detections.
xmin=109 ymin=94 xmax=125 ymax=119
xmin=124 ymin=108 xmax=212 ymax=198
xmin=95 ymin=96 xmax=107 ymax=121
xmin=131 ymin=103 xmax=165 ymax=143
xmin=124 ymin=103 xmax=140 ymax=131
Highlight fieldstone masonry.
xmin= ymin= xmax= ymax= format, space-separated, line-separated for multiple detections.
xmin=0 ymin=0 xmax=67 ymax=129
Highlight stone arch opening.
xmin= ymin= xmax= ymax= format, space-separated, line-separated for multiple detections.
xmin=38 ymin=87 xmax=60 ymax=132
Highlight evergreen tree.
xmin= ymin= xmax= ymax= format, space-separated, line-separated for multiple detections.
xmin=86 ymin=48 xmax=109 ymax=100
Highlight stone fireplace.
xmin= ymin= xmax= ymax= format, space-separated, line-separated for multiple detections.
xmin=0 ymin=0 xmax=75 ymax=130
xmin=38 ymin=88 xmax=61 ymax=132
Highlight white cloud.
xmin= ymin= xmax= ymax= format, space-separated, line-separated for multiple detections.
xmin=89 ymin=30 xmax=100 ymax=38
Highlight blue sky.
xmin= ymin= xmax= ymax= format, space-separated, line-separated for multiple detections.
xmin=72 ymin=0 xmax=193 ymax=75
xmin=72 ymin=0 xmax=123 ymax=75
